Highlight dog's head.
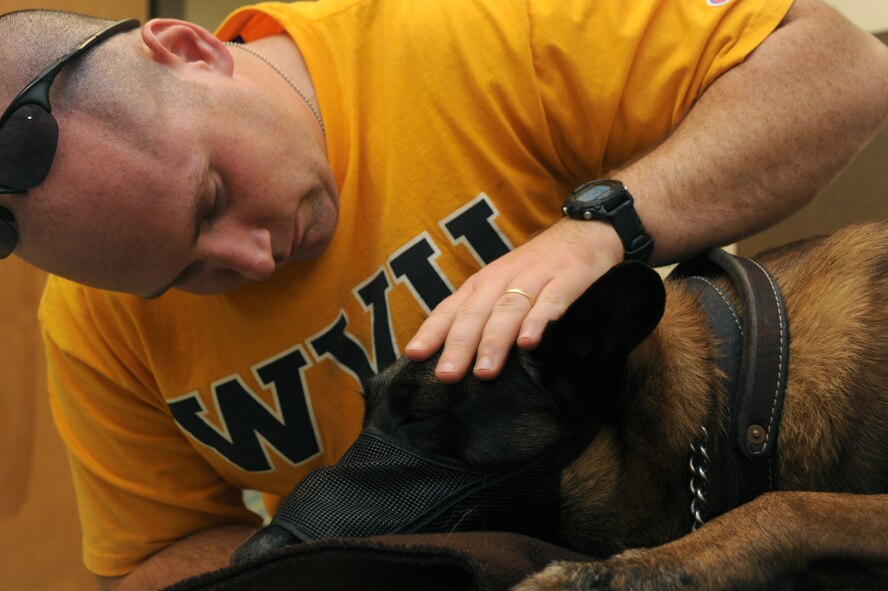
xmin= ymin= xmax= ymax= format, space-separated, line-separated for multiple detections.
xmin=230 ymin=262 xmax=668 ymax=562
xmin=363 ymin=261 xmax=666 ymax=469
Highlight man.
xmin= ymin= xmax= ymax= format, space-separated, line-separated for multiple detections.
xmin=0 ymin=0 xmax=885 ymax=588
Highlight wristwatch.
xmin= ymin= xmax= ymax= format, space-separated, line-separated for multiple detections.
xmin=562 ymin=179 xmax=654 ymax=263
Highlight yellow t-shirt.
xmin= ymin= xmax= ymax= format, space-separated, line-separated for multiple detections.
xmin=40 ymin=0 xmax=792 ymax=576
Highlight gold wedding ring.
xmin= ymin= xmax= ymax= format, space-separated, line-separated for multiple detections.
xmin=503 ymin=288 xmax=535 ymax=306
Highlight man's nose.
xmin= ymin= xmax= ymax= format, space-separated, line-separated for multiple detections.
xmin=203 ymin=225 xmax=277 ymax=282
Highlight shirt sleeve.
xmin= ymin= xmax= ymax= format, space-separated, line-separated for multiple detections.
xmin=40 ymin=278 xmax=260 ymax=577
xmin=528 ymin=0 xmax=794 ymax=182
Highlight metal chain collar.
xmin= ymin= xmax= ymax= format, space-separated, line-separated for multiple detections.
xmin=688 ymin=425 xmax=711 ymax=531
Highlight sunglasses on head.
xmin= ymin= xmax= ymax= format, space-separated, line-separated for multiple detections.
xmin=0 ymin=17 xmax=140 ymax=259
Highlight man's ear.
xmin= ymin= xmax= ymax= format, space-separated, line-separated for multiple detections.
xmin=141 ymin=18 xmax=233 ymax=75
xmin=533 ymin=261 xmax=666 ymax=374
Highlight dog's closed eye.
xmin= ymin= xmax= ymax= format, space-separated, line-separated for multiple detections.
xmin=399 ymin=411 xmax=438 ymax=425
xmin=392 ymin=403 xmax=455 ymax=431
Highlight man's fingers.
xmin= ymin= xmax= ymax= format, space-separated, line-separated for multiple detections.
xmin=406 ymin=219 xmax=623 ymax=384
xmin=470 ymin=285 xmax=542 ymax=380
xmin=515 ymin=280 xmax=578 ymax=350
xmin=404 ymin=291 xmax=470 ymax=361
xmin=432 ymin=284 xmax=510 ymax=383
xmin=473 ymin=278 xmax=583 ymax=378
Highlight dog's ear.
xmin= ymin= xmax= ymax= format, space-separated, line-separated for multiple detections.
xmin=533 ymin=261 xmax=665 ymax=373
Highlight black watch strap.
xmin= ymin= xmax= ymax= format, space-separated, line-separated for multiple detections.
xmin=562 ymin=180 xmax=654 ymax=263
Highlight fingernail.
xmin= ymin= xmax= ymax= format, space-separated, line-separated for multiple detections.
xmin=406 ymin=339 xmax=422 ymax=351
xmin=438 ymin=361 xmax=456 ymax=373
xmin=475 ymin=356 xmax=493 ymax=371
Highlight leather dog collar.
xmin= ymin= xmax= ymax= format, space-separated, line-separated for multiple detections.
xmin=671 ymin=247 xmax=790 ymax=522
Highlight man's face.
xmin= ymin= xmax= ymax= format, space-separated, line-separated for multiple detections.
xmin=7 ymin=72 xmax=338 ymax=297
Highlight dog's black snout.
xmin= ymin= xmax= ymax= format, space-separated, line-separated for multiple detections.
xmin=230 ymin=523 xmax=299 ymax=566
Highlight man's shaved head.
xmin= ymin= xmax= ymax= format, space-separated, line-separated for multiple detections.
xmin=0 ymin=10 xmax=168 ymax=143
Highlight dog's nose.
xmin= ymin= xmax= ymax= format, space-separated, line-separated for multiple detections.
xmin=230 ymin=523 xmax=299 ymax=565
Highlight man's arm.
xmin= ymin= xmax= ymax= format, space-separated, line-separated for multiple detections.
xmin=626 ymin=0 xmax=888 ymax=262
xmin=96 ymin=525 xmax=254 ymax=591
xmin=406 ymin=0 xmax=888 ymax=382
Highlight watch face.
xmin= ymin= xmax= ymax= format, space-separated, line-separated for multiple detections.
xmin=575 ymin=183 xmax=612 ymax=203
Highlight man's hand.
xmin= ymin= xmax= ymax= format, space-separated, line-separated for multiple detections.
xmin=406 ymin=218 xmax=623 ymax=383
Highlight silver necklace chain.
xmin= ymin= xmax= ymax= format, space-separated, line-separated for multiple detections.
xmin=225 ymin=42 xmax=325 ymax=134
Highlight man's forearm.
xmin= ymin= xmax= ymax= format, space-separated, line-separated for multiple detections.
xmin=96 ymin=525 xmax=255 ymax=591
xmin=620 ymin=0 xmax=888 ymax=265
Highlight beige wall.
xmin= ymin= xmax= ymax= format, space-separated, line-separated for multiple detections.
xmin=823 ymin=0 xmax=888 ymax=32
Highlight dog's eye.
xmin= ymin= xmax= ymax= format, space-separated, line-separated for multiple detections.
xmin=408 ymin=412 xmax=436 ymax=422
xmin=400 ymin=411 xmax=438 ymax=426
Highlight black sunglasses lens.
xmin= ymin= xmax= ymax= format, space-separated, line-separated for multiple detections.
xmin=0 ymin=104 xmax=59 ymax=191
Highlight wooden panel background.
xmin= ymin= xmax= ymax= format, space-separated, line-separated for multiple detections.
xmin=0 ymin=3 xmax=148 ymax=588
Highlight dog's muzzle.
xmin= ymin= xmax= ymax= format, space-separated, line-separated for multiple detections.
xmin=230 ymin=426 xmax=572 ymax=565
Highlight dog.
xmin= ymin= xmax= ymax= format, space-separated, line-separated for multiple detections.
xmin=360 ymin=221 xmax=888 ymax=590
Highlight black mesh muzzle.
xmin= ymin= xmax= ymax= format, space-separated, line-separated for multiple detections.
xmin=231 ymin=426 xmax=577 ymax=565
